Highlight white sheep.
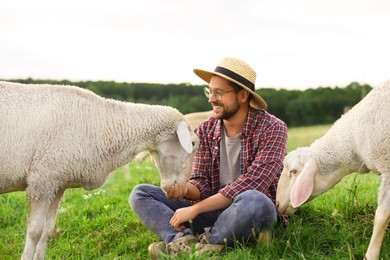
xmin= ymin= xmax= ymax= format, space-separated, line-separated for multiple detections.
xmin=134 ymin=110 xmax=213 ymax=163
xmin=276 ymin=80 xmax=390 ymax=260
xmin=0 ymin=81 xmax=198 ymax=260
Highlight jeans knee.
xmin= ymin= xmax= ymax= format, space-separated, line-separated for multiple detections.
xmin=237 ymin=190 xmax=277 ymax=221
xmin=129 ymin=184 xmax=148 ymax=209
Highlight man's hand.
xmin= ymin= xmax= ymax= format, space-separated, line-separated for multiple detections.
xmin=169 ymin=193 xmax=233 ymax=231
xmin=170 ymin=206 xmax=198 ymax=231
xmin=165 ymin=182 xmax=188 ymax=200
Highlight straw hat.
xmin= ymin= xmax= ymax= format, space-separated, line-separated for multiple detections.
xmin=193 ymin=57 xmax=267 ymax=110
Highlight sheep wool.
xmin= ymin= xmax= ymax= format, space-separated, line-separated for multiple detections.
xmin=0 ymin=81 xmax=197 ymax=260
xmin=276 ymin=80 xmax=390 ymax=260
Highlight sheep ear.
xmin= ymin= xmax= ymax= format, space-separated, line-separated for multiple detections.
xmin=290 ymin=158 xmax=317 ymax=208
xmin=176 ymin=120 xmax=193 ymax=153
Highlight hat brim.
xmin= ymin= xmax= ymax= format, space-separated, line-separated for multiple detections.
xmin=193 ymin=69 xmax=267 ymax=110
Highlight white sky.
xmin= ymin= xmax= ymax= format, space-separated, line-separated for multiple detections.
xmin=0 ymin=0 xmax=389 ymax=90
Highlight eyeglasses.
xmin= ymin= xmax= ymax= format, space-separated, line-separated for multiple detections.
xmin=204 ymin=87 xmax=236 ymax=100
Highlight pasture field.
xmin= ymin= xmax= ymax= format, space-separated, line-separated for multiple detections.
xmin=0 ymin=125 xmax=388 ymax=259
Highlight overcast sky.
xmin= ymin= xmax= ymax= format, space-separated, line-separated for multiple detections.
xmin=1 ymin=0 xmax=389 ymax=90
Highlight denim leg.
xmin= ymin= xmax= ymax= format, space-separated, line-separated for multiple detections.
xmin=207 ymin=190 xmax=277 ymax=245
xmin=129 ymin=184 xmax=192 ymax=243
xmin=189 ymin=207 xmax=221 ymax=235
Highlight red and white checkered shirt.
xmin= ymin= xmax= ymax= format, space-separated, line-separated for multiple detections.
xmin=189 ymin=108 xmax=288 ymax=220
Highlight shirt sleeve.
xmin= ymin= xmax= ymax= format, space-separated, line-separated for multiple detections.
xmin=189 ymin=123 xmax=213 ymax=200
xmin=219 ymin=119 xmax=288 ymax=200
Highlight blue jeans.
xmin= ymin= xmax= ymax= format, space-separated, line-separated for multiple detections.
xmin=129 ymin=184 xmax=277 ymax=245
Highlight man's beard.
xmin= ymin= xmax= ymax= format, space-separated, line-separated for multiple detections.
xmin=214 ymin=101 xmax=240 ymax=120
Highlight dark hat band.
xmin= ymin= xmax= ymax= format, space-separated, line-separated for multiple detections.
xmin=214 ymin=66 xmax=255 ymax=91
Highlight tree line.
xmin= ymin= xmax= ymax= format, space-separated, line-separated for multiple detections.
xmin=4 ymin=78 xmax=372 ymax=127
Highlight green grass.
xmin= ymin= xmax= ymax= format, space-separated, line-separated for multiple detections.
xmin=1 ymin=125 xmax=389 ymax=259
xmin=286 ymin=124 xmax=330 ymax=152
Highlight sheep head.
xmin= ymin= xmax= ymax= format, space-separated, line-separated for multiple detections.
xmin=276 ymin=147 xmax=344 ymax=215
xmin=149 ymin=120 xmax=199 ymax=193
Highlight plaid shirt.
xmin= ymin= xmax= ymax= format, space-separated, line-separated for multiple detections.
xmin=189 ymin=108 xmax=288 ymax=221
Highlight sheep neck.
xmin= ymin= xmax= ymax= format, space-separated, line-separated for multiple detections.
xmin=99 ymin=100 xmax=179 ymax=169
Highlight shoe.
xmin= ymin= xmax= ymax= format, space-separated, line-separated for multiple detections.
xmin=198 ymin=232 xmax=211 ymax=243
xmin=194 ymin=242 xmax=225 ymax=257
xmin=195 ymin=232 xmax=225 ymax=257
xmin=148 ymin=241 xmax=166 ymax=260
xmin=166 ymin=234 xmax=199 ymax=256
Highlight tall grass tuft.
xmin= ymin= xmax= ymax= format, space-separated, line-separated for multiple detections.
xmin=0 ymin=125 xmax=388 ymax=259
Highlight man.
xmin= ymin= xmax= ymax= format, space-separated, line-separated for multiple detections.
xmin=129 ymin=57 xmax=288 ymax=258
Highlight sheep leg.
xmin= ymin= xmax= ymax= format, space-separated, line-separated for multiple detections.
xmin=22 ymin=199 xmax=50 ymax=260
xmin=365 ymin=174 xmax=390 ymax=260
xmin=34 ymin=190 xmax=65 ymax=260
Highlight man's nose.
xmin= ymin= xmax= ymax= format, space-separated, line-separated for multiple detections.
xmin=208 ymin=94 xmax=218 ymax=103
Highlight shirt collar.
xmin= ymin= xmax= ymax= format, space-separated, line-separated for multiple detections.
xmin=214 ymin=108 xmax=260 ymax=139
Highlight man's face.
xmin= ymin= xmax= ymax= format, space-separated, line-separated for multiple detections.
xmin=207 ymin=76 xmax=240 ymax=120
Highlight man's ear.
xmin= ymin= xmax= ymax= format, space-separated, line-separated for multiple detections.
xmin=239 ymin=89 xmax=250 ymax=103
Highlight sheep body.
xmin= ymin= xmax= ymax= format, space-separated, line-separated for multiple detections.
xmin=276 ymin=80 xmax=390 ymax=260
xmin=0 ymin=81 xmax=197 ymax=259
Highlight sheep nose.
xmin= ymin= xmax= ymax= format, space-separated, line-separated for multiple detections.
xmin=276 ymin=201 xmax=280 ymax=210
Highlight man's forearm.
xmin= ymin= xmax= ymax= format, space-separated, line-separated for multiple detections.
xmin=191 ymin=193 xmax=232 ymax=214
xmin=184 ymin=182 xmax=201 ymax=200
